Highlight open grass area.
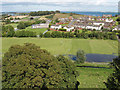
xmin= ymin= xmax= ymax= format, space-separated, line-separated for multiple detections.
xmin=2 ymin=38 xmax=118 ymax=56
xmin=77 ymin=67 xmax=113 ymax=88
xmin=5 ymin=23 xmax=18 ymax=28
xmin=76 ymin=62 xmax=111 ymax=68
xmin=18 ymin=26 xmax=47 ymax=35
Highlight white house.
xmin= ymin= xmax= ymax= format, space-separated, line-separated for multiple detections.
xmin=50 ymin=25 xmax=62 ymax=30
xmin=63 ymin=26 xmax=74 ymax=32
xmin=112 ymin=26 xmax=120 ymax=31
xmin=93 ymin=22 xmax=104 ymax=26
xmin=86 ymin=25 xmax=102 ymax=30
xmin=105 ymin=18 xmax=113 ymax=22
xmin=32 ymin=23 xmax=49 ymax=29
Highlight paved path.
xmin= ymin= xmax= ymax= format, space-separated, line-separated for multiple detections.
xmin=117 ymin=36 xmax=120 ymax=42
xmin=43 ymin=30 xmax=48 ymax=34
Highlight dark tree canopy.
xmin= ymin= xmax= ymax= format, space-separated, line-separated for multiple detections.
xmin=2 ymin=25 xmax=15 ymax=37
xmin=2 ymin=43 xmax=79 ymax=88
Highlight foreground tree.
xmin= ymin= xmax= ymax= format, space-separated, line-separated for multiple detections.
xmin=105 ymin=56 xmax=120 ymax=89
xmin=2 ymin=43 xmax=79 ymax=88
xmin=76 ymin=49 xmax=86 ymax=63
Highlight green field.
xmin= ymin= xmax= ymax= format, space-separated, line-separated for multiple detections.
xmin=5 ymin=23 xmax=18 ymax=28
xmin=77 ymin=67 xmax=113 ymax=88
xmin=1 ymin=38 xmax=116 ymax=88
xmin=19 ymin=26 xmax=47 ymax=35
xmin=2 ymin=38 xmax=118 ymax=56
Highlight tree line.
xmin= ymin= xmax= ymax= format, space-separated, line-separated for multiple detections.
xmin=29 ymin=10 xmax=60 ymax=16
xmin=43 ymin=31 xmax=117 ymax=40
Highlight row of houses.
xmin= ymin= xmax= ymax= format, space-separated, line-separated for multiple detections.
xmin=74 ymin=23 xmax=102 ymax=30
xmin=50 ymin=25 xmax=74 ymax=32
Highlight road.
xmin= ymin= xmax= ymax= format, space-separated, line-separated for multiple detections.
xmin=68 ymin=19 xmax=76 ymax=27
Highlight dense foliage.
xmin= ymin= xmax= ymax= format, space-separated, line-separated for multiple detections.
xmin=17 ymin=22 xmax=34 ymax=29
xmin=2 ymin=25 xmax=15 ymax=37
xmin=42 ymin=31 xmax=117 ymax=40
xmin=15 ymin=31 xmax=36 ymax=37
xmin=2 ymin=43 xmax=79 ymax=88
xmin=105 ymin=56 xmax=120 ymax=89
xmin=76 ymin=49 xmax=86 ymax=63
xmin=59 ymin=28 xmax=66 ymax=31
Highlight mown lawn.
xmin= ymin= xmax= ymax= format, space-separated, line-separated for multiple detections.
xmin=5 ymin=23 xmax=18 ymax=28
xmin=2 ymin=38 xmax=118 ymax=56
xmin=18 ymin=26 xmax=47 ymax=35
xmin=76 ymin=67 xmax=113 ymax=88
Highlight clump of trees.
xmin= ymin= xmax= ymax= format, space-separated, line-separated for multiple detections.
xmin=2 ymin=43 xmax=79 ymax=88
xmin=105 ymin=56 xmax=120 ymax=89
xmin=76 ymin=49 xmax=86 ymax=64
xmin=17 ymin=21 xmax=33 ymax=29
xmin=2 ymin=25 xmax=15 ymax=37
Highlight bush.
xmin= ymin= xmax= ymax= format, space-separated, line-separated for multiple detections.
xmin=17 ymin=22 xmax=26 ymax=29
xmin=44 ymin=32 xmax=51 ymax=38
xmin=59 ymin=28 xmax=66 ymax=31
xmin=2 ymin=25 xmax=15 ymax=37
xmin=51 ymin=31 xmax=62 ymax=38
xmin=2 ymin=43 xmax=79 ymax=88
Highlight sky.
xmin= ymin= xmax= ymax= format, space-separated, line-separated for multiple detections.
xmin=1 ymin=0 xmax=120 ymax=12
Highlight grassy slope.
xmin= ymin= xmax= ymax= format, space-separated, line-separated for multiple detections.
xmin=77 ymin=67 xmax=113 ymax=88
xmin=53 ymin=13 xmax=70 ymax=20
xmin=53 ymin=13 xmax=87 ymax=20
xmin=2 ymin=38 xmax=118 ymax=56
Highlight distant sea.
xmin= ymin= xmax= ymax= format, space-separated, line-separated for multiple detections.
xmin=2 ymin=11 xmax=118 ymax=17
xmin=61 ymin=11 xmax=118 ymax=17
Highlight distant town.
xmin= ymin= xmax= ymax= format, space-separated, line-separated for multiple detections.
xmin=1 ymin=11 xmax=119 ymax=33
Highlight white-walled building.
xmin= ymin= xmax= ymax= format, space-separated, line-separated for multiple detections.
xmin=50 ymin=25 xmax=62 ymax=30
xmin=63 ymin=26 xmax=74 ymax=32
xmin=32 ymin=23 xmax=49 ymax=28
xmin=93 ymin=22 xmax=104 ymax=26
xmin=105 ymin=18 xmax=113 ymax=22
xmin=86 ymin=25 xmax=102 ymax=30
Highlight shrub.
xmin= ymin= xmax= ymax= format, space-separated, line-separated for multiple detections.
xmin=76 ymin=49 xmax=86 ymax=63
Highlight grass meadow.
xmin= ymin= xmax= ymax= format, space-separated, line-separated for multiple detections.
xmin=2 ymin=38 xmax=118 ymax=56
xmin=76 ymin=67 xmax=113 ymax=88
